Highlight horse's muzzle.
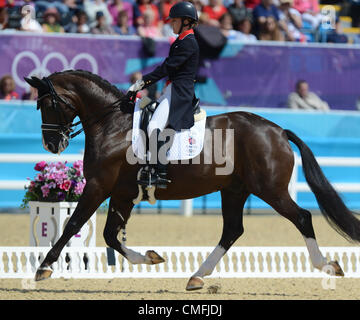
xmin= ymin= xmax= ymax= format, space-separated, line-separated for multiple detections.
xmin=42 ymin=132 xmax=69 ymax=154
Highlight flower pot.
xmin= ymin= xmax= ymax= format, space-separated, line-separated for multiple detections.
xmin=29 ymin=201 xmax=96 ymax=247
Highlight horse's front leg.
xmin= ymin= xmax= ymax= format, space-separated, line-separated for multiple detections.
xmin=103 ymin=198 xmax=165 ymax=265
xmin=35 ymin=179 xmax=106 ymax=281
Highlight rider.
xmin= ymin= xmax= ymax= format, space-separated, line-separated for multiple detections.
xmin=128 ymin=1 xmax=200 ymax=189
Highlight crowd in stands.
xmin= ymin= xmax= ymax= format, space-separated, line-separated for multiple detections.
xmin=0 ymin=0 xmax=359 ymax=44
xmin=0 ymin=71 xmax=332 ymax=111
xmin=1 ymin=0 xmax=358 ymax=107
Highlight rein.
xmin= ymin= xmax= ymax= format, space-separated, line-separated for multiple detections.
xmin=38 ymin=77 xmax=136 ymax=140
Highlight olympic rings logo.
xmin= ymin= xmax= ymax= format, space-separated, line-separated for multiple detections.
xmin=12 ymin=51 xmax=98 ymax=88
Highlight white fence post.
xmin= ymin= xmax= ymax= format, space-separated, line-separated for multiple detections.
xmin=181 ymin=199 xmax=193 ymax=217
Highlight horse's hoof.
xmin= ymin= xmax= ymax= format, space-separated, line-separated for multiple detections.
xmin=186 ymin=276 xmax=204 ymax=291
xmin=145 ymin=250 xmax=165 ymax=264
xmin=328 ymin=260 xmax=345 ymax=277
xmin=35 ymin=266 xmax=53 ymax=281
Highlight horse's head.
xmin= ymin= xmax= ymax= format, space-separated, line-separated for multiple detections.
xmin=24 ymin=75 xmax=78 ymax=154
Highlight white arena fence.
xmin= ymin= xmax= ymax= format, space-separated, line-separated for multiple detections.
xmin=288 ymin=154 xmax=360 ymax=203
xmin=0 ymin=246 xmax=359 ymax=279
xmin=0 ymin=153 xmax=360 ymax=215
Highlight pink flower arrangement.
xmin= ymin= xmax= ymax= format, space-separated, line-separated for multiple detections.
xmin=22 ymin=160 xmax=86 ymax=207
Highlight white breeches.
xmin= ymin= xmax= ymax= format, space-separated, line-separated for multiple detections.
xmin=147 ymin=83 xmax=172 ymax=137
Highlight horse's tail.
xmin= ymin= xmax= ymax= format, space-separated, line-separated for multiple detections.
xmin=284 ymin=129 xmax=360 ymax=243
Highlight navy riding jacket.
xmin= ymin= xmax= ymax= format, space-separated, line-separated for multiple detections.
xmin=142 ymin=29 xmax=199 ymax=131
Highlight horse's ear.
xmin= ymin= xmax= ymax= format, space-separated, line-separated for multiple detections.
xmin=24 ymin=76 xmax=49 ymax=92
xmin=24 ymin=77 xmax=37 ymax=88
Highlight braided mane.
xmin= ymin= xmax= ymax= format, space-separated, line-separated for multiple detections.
xmin=49 ymin=69 xmax=124 ymax=99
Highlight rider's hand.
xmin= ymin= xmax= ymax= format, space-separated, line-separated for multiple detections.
xmin=128 ymin=79 xmax=145 ymax=92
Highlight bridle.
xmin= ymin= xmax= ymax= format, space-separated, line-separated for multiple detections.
xmin=37 ymin=77 xmax=136 ymax=141
xmin=37 ymin=77 xmax=78 ymax=140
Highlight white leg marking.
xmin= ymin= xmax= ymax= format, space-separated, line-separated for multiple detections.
xmin=121 ymin=244 xmax=146 ymax=264
xmin=193 ymin=245 xmax=226 ymax=278
xmin=303 ymin=237 xmax=327 ymax=270
xmin=121 ymin=244 xmax=153 ymax=265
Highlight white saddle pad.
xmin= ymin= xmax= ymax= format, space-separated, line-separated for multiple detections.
xmin=131 ymin=101 xmax=206 ymax=161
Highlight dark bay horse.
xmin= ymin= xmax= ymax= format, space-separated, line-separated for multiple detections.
xmin=25 ymin=70 xmax=360 ymax=290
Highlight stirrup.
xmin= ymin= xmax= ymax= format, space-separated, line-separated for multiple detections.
xmin=136 ymin=166 xmax=152 ymax=187
xmin=153 ymin=172 xmax=171 ymax=189
xmin=136 ymin=167 xmax=171 ymax=189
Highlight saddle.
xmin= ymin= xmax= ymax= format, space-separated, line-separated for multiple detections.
xmin=133 ymin=96 xmax=203 ymax=205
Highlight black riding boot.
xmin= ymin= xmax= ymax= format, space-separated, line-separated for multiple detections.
xmin=137 ymin=129 xmax=171 ymax=189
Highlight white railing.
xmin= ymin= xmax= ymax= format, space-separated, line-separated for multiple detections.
xmin=0 ymin=153 xmax=83 ymax=190
xmin=1 ymin=153 xmax=360 ymax=215
xmin=0 ymin=246 xmax=359 ymax=279
xmin=288 ymin=154 xmax=360 ymax=202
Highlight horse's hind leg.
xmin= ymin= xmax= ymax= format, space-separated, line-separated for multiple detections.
xmin=265 ymin=191 xmax=344 ymax=276
xmin=103 ymin=198 xmax=165 ymax=265
xmin=186 ymin=188 xmax=249 ymax=291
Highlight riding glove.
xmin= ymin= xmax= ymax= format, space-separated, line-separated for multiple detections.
xmin=128 ymin=79 xmax=145 ymax=92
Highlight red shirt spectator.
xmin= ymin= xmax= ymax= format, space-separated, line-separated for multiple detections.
xmin=159 ymin=0 xmax=179 ymax=23
xmin=292 ymin=0 xmax=319 ymax=14
xmin=135 ymin=0 xmax=161 ymax=27
xmin=202 ymin=0 xmax=227 ymax=27
xmin=0 ymin=75 xmax=19 ymax=100
xmin=245 ymin=0 xmax=261 ymax=9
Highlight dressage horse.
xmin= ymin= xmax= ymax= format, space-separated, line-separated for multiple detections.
xmin=25 ymin=70 xmax=360 ymax=290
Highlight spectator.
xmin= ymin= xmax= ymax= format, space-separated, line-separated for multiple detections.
xmin=219 ymin=12 xmax=239 ymax=40
xmin=227 ymin=0 xmax=252 ymax=30
xmin=278 ymin=0 xmax=305 ymax=42
xmin=113 ymin=9 xmax=136 ymax=35
xmin=292 ymin=0 xmax=322 ymax=29
xmin=326 ymin=17 xmax=348 ymax=43
xmin=288 ymin=80 xmax=330 ymax=111
xmin=349 ymin=1 xmax=360 ymax=28
xmin=108 ymin=0 xmax=133 ymax=26
xmin=0 ymin=6 xmax=8 ymax=30
xmin=190 ymin=0 xmax=203 ymax=19
xmin=35 ymin=0 xmax=70 ymax=16
xmin=20 ymin=3 xmax=43 ymax=32
xmin=64 ymin=9 xmax=90 ymax=33
xmin=134 ymin=0 xmax=161 ymax=28
xmin=91 ymin=10 xmax=116 ymax=34
xmin=202 ymin=0 xmax=227 ymax=27
xmin=244 ymin=0 xmax=261 ymax=9
xmin=42 ymin=7 xmax=65 ymax=33
xmin=253 ymin=0 xmax=280 ymax=36
xmin=137 ymin=8 xmax=162 ymax=38
xmin=61 ymin=0 xmax=80 ymax=26
xmin=84 ymin=0 xmax=113 ymax=27
xmin=258 ymin=15 xmax=285 ymax=40
xmin=159 ymin=0 xmax=178 ymax=23
xmin=0 ymin=75 xmax=19 ymax=101
xmin=235 ymin=17 xmax=258 ymax=42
